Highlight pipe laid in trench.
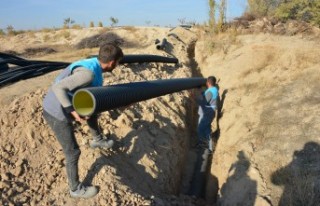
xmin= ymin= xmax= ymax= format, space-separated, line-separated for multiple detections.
xmin=73 ymin=77 xmax=206 ymax=116
xmin=156 ymin=38 xmax=168 ymax=50
xmin=88 ymin=54 xmax=178 ymax=64
xmin=188 ymin=148 xmax=212 ymax=198
xmin=121 ymin=54 xmax=178 ymax=64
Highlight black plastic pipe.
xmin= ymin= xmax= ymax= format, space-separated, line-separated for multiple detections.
xmin=0 ymin=57 xmax=9 ymax=73
xmin=0 ymin=64 xmax=66 ymax=86
xmin=73 ymin=77 xmax=206 ymax=116
xmin=0 ymin=63 xmax=67 ymax=80
xmin=88 ymin=54 xmax=179 ymax=64
xmin=156 ymin=38 xmax=168 ymax=50
xmin=0 ymin=52 xmax=25 ymax=60
xmin=0 ymin=53 xmax=179 ymax=87
xmin=189 ymin=148 xmax=212 ymax=198
xmin=120 ymin=54 xmax=177 ymax=64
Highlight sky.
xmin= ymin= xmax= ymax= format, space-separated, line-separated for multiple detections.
xmin=0 ymin=0 xmax=247 ymax=30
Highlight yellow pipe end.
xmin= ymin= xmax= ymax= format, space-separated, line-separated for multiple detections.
xmin=73 ymin=90 xmax=95 ymax=116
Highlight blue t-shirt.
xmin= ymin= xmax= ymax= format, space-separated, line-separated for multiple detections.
xmin=198 ymin=86 xmax=219 ymax=115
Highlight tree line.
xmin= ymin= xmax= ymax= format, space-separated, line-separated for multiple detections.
xmin=247 ymin=0 xmax=320 ymax=26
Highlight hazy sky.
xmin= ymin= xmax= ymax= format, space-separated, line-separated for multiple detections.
xmin=0 ymin=0 xmax=247 ymax=30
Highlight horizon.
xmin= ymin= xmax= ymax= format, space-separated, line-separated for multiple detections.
xmin=0 ymin=0 xmax=247 ymax=31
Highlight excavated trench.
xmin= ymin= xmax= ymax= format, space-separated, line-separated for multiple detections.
xmin=0 ymin=27 xmax=221 ymax=205
xmin=175 ymin=38 xmax=220 ymax=204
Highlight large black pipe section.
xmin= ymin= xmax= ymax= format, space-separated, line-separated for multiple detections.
xmin=156 ymin=38 xmax=168 ymax=50
xmin=0 ymin=57 xmax=9 ymax=73
xmin=0 ymin=64 xmax=67 ymax=86
xmin=121 ymin=54 xmax=177 ymax=64
xmin=72 ymin=77 xmax=206 ymax=116
xmin=189 ymin=148 xmax=212 ymax=198
xmin=0 ymin=52 xmax=25 ymax=61
xmin=0 ymin=52 xmax=179 ymax=87
xmin=88 ymin=54 xmax=178 ymax=64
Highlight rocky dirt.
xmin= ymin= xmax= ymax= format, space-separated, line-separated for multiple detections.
xmin=1 ymin=23 xmax=320 ymax=206
xmin=0 ymin=27 xmax=204 ymax=206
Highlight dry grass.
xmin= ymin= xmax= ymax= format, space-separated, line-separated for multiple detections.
xmin=122 ymin=26 xmax=138 ymax=33
xmin=201 ymin=27 xmax=241 ymax=56
xmin=295 ymin=49 xmax=320 ymax=69
xmin=42 ymin=34 xmax=50 ymax=42
xmin=240 ymin=48 xmax=276 ymax=78
xmin=41 ymin=28 xmax=54 ymax=33
xmin=23 ymin=47 xmax=57 ymax=57
xmin=52 ymin=30 xmax=71 ymax=41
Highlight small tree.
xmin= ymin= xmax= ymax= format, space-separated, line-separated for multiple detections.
xmin=178 ymin=18 xmax=186 ymax=25
xmin=247 ymin=0 xmax=279 ymax=17
xmin=110 ymin=17 xmax=119 ymax=27
xmin=275 ymin=0 xmax=320 ymax=26
xmin=0 ymin=29 xmax=5 ymax=36
xmin=6 ymin=25 xmax=15 ymax=35
xmin=145 ymin=20 xmax=151 ymax=26
xmin=217 ymin=0 xmax=226 ymax=32
xmin=89 ymin=21 xmax=95 ymax=27
xmin=98 ymin=21 xmax=103 ymax=27
xmin=63 ymin=17 xmax=75 ymax=29
xmin=209 ymin=0 xmax=216 ymax=33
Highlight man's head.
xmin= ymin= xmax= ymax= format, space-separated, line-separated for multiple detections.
xmin=98 ymin=43 xmax=124 ymax=72
xmin=206 ymin=76 xmax=216 ymax=87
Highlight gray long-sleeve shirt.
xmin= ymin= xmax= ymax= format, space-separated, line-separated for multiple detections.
xmin=43 ymin=67 xmax=95 ymax=121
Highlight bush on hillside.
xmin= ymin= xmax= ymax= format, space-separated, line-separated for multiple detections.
xmin=275 ymin=0 xmax=320 ymax=26
xmin=247 ymin=0 xmax=320 ymax=27
xmin=24 ymin=47 xmax=57 ymax=57
xmin=75 ymin=32 xmax=136 ymax=49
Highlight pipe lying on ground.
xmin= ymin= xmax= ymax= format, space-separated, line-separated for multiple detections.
xmin=87 ymin=54 xmax=179 ymax=64
xmin=120 ymin=54 xmax=177 ymax=64
xmin=0 ymin=64 xmax=67 ymax=86
xmin=189 ymin=148 xmax=212 ymax=198
xmin=0 ymin=57 xmax=9 ymax=73
xmin=0 ymin=53 xmax=179 ymax=87
xmin=156 ymin=38 xmax=168 ymax=50
xmin=73 ymin=77 xmax=206 ymax=116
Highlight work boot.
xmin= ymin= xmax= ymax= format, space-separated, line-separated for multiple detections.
xmin=70 ymin=183 xmax=98 ymax=198
xmin=196 ymin=139 xmax=210 ymax=150
xmin=90 ymin=136 xmax=114 ymax=149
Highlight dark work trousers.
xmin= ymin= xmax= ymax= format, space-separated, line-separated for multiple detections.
xmin=197 ymin=107 xmax=215 ymax=151
xmin=43 ymin=110 xmax=99 ymax=191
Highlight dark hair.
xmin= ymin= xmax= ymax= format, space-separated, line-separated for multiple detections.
xmin=98 ymin=43 xmax=124 ymax=63
xmin=207 ymin=76 xmax=216 ymax=85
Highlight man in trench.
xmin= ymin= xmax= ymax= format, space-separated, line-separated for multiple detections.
xmin=195 ymin=76 xmax=219 ymax=152
xmin=42 ymin=43 xmax=124 ymax=198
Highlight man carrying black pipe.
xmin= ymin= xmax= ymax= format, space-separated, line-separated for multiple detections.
xmin=42 ymin=43 xmax=124 ymax=198
xmin=193 ymin=76 xmax=219 ymax=152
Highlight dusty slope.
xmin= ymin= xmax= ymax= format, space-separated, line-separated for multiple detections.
xmin=0 ymin=27 xmax=204 ymax=206
xmin=196 ymin=33 xmax=320 ymax=205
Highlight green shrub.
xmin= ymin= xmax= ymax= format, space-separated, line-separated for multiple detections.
xmin=0 ymin=29 xmax=5 ymax=36
xmin=275 ymin=0 xmax=320 ymax=26
xmin=71 ymin=24 xmax=82 ymax=29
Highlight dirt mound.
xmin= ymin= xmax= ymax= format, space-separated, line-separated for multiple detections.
xmin=0 ymin=27 xmax=205 ymax=205
xmin=75 ymin=32 xmax=137 ymax=49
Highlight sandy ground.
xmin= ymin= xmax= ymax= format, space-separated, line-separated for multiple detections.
xmin=196 ymin=32 xmax=320 ymax=205
xmin=0 ymin=27 xmax=204 ymax=206
xmin=1 ymin=24 xmax=320 ymax=206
